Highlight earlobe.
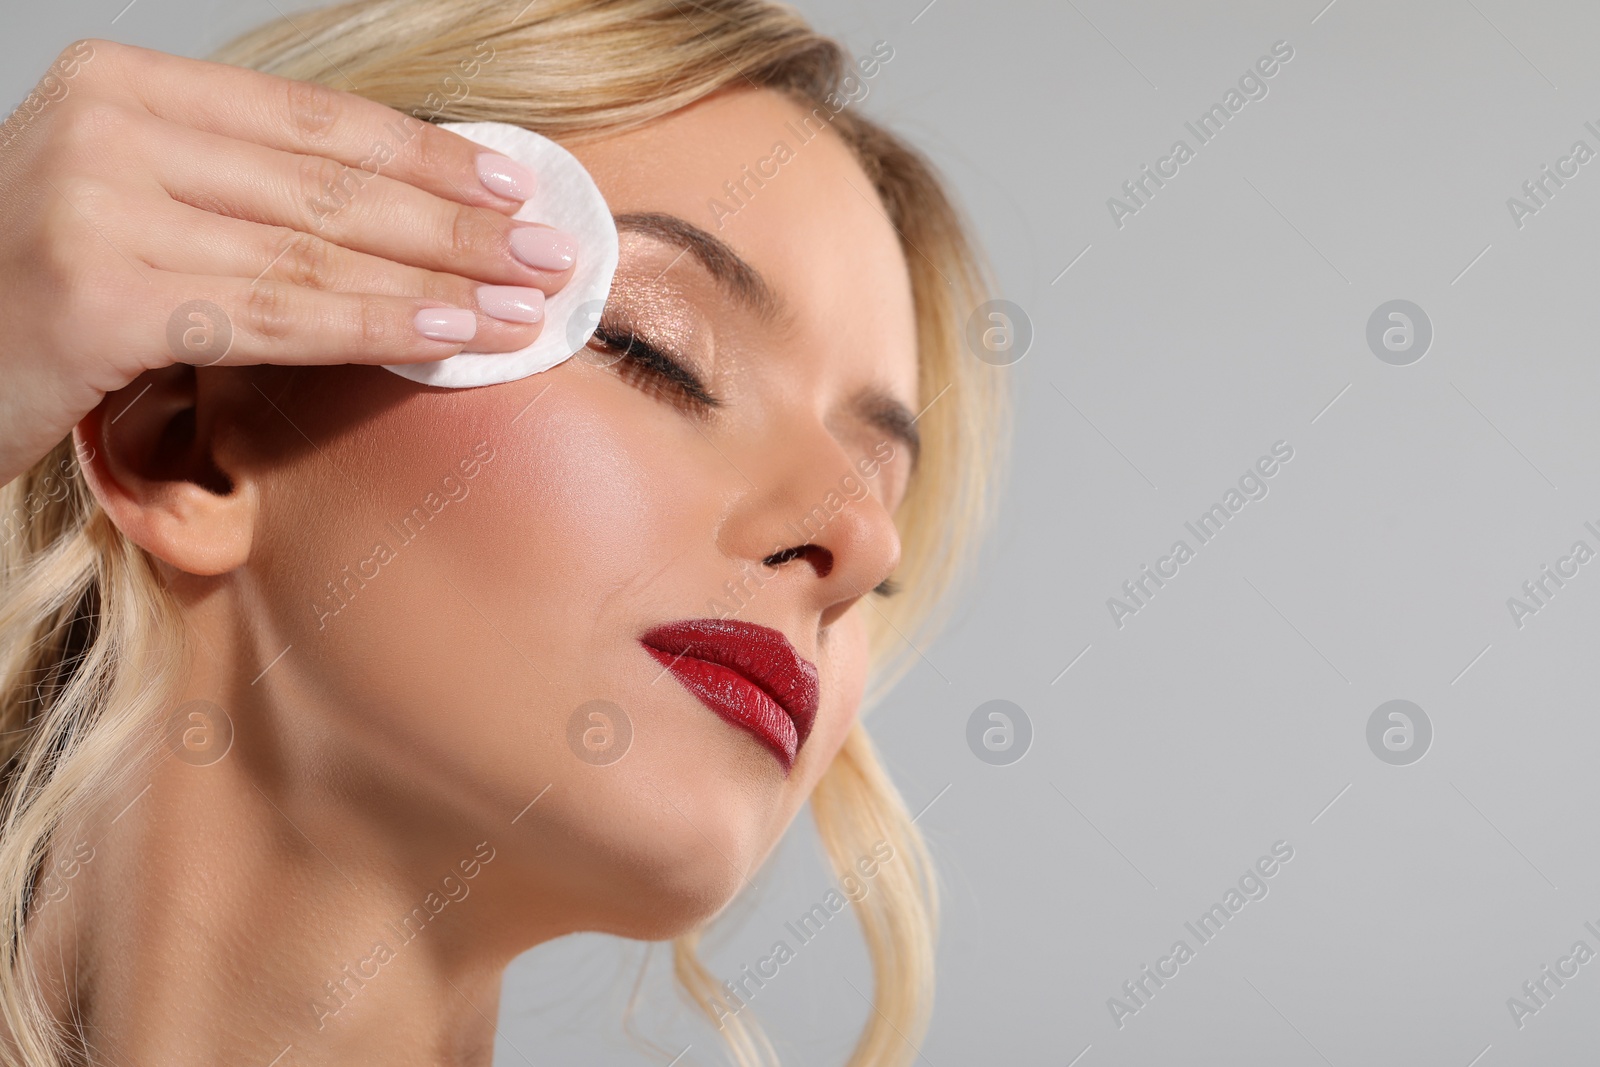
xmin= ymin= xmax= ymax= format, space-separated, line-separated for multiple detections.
xmin=75 ymin=366 xmax=256 ymax=577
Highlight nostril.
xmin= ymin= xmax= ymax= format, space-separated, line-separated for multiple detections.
xmin=762 ymin=543 xmax=833 ymax=578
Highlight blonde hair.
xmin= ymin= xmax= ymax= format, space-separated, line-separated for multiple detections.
xmin=0 ymin=1 xmax=1009 ymax=1064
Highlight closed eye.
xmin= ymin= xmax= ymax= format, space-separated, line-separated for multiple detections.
xmin=588 ymin=323 xmax=721 ymax=412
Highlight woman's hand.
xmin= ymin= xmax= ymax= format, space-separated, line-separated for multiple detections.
xmin=0 ymin=38 xmax=578 ymax=486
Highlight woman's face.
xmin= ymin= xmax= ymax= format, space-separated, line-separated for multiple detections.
xmin=222 ymin=88 xmax=920 ymax=940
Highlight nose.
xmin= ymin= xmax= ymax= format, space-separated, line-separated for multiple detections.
xmin=719 ymin=430 xmax=901 ymax=630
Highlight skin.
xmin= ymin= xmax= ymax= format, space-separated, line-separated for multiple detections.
xmin=23 ymin=87 xmax=920 ymax=1066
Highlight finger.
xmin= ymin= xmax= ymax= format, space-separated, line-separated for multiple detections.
xmin=136 ymin=271 xmax=503 ymax=368
xmin=93 ymin=39 xmax=531 ymax=214
xmin=145 ymin=114 xmax=578 ymax=294
xmin=143 ymin=199 xmax=547 ymax=350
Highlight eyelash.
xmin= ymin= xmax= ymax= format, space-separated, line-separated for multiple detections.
xmin=873 ymin=577 xmax=900 ymax=597
xmin=589 ymin=322 xmax=720 ymax=412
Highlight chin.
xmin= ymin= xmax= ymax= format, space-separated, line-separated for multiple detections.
xmin=552 ymin=812 xmax=765 ymax=941
xmin=593 ymin=855 xmax=747 ymax=942
xmin=489 ymin=737 xmax=791 ymax=942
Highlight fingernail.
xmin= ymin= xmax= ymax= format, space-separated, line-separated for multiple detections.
xmin=477 ymin=153 xmax=536 ymax=201
xmin=477 ymin=285 xmax=545 ymax=324
xmin=509 ymin=227 xmax=578 ymax=272
xmin=414 ymin=307 xmax=477 ymax=342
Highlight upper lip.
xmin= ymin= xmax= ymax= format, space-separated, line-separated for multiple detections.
xmin=639 ymin=618 xmax=820 ymax=757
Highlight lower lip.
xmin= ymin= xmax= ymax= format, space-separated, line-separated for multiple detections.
xmin=641 ymin=646 xmax=800 ymax=770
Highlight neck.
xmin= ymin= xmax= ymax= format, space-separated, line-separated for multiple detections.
xmin=23 ymin=700 xmax=533 ymax=1067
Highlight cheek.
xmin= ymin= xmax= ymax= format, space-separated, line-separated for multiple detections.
xmin=245 ymin=374 xmax=705 ymax=814
xmin=459 ymin=393 xmax=682 ymax=635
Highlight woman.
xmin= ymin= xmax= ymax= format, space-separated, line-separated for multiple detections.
xmin=0 ymin=0 xmax=1007 ymax=1063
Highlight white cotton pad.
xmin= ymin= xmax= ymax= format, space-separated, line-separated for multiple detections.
xmin=383 ymin=120 xmax=619 ymax=388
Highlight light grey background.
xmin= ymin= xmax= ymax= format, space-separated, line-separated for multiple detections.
xmin=9 ymin=1 xmax=1600 ymax=1064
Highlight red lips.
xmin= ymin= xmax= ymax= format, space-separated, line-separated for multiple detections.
xmin=639 ymin=619 xmax=820 ymax=770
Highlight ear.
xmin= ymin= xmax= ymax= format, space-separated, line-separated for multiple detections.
xmin=75 ymin=366 xmax=257 ymax=576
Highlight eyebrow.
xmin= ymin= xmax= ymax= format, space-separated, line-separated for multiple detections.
xmin=856 ymin=390 xmax=922 ymax=471
xmin=612 ymin=210 xmax=923 ymax=471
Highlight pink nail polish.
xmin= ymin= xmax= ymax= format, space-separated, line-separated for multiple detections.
xmin=509 ymin=227 xmax=578 ymax=272
xmin=477 ymin=285 xmax=545 ymax=324
xmin=476 ymin=153 xmax=537 ymax=201
xmin=414 ymin=308 xmax=477 ymax=342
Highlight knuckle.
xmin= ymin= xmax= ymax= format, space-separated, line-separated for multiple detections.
xmin=354 ymin=294 xmax=396 ymax=350
xmin=41 ymin=176 xmax=117 ymax=231
xmin=418 ymin=270 xmax=474 ymax=307
xmin=57 ymin=38 xmax=108 ymax=75
xmin=442 ymin=204 xmax=490 ymax=263
xmin=410 ymin=122 xmax=454 ymax=173
xmin=58 ymin=38 xmax=95 ymax=62
xmin=295 ymin=152 xmax=352 ymax=220
xmin=278 ymin=229 xmax=336 ymax=290
xmin=53 ymin=101 xmax=129 ymax=152
xmin=75 ymin=101 xmax=127 ymax=134
xmin=241 ymin=282 xmax=296 ymax=343
xmin=282 ymin=78 xmax=342 ymax=144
